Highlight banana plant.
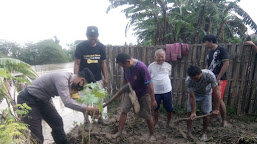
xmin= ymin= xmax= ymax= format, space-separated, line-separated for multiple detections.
xmin=107 ymin=0 xmax=257 ymax=44
xmin=0 ymin=58 xmax=38 ymax=113
xmin=0 ymin=58 xmax=38 ymax=144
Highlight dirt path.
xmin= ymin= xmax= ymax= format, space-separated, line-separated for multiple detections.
xmin=67 ymin=108 xmax=257 ymax=144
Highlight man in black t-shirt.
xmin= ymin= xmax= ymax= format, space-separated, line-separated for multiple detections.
xmin=74 ymin=26 xmax=108 ymax=87
xmin=74 ymin=26 xmax=109 ymax=128
xmin=203 ymin=34 xmax=229 ymax=127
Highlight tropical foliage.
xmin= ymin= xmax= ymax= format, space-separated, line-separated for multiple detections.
xmin=0 ymin=58 xmax=38 ymax=144
xmin=107 ymin=0 xmax=257 ymax=45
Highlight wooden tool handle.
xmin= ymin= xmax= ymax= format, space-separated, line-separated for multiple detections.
xmin=102 ymin=83 xmax=130 ymax=108
xmin=174 ymin=113 xmax=212 ymax=123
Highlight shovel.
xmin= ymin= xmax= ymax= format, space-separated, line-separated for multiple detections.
xmin=173 ymin=113 xmax=212 ymax=139
xmin=102 ymin=83 xmax=140 ymax=113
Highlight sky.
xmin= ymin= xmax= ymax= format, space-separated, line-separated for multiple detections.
xmin=0 ymin=0 xmax=256 ymax=48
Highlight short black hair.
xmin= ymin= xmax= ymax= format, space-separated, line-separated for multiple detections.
xmin=116 ymin=53 xmax=131 ymax=64
xmin=78 ymin=68 xmax=96 ymax=83
xmin=187 ymin=65 xmax=201 ymax=77
xmin=202 ymin=34 xmax=217 ymax=43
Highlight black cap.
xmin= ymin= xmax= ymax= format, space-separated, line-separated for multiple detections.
xmin=79 ymin=68 xmax=96 ymax=83
xmin=86 ymin=26 xmax=99 ymax=37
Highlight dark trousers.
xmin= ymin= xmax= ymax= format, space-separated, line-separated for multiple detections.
xmin=17 ymin=88 xmax=64 ymax=144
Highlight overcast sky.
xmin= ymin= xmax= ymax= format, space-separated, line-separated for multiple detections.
xmin=0 ymin=0 xmax=256 ymax=48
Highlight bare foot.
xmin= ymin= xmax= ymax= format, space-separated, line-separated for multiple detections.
xmin=149 ymin=135 xmax=156 ymax=141
xmin=223 ymin=120 xmax=232 ymax=128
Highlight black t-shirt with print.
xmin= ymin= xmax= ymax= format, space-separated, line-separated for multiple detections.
xmin=75 ymin=40 xmax=106 ymax=81
xmin=207 ymin=46 xmax=229 ymax=80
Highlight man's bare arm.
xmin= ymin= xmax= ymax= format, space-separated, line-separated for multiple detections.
xmin=217 ymin=60 xmax=229 ymax=80
xmin=189 ymin=91 xmax=196 ymax=114
xmin=244 ymin=41 xmax=257 ymax=53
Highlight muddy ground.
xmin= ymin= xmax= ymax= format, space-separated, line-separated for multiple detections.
xmin=67 ymin=106 xmax=257 ymax=144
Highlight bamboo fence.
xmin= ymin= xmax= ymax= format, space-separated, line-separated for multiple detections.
xmin=105 ymin=44 xmax=257 ymax=114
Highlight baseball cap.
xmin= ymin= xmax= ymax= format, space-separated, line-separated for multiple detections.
xmin=86 ymin=26 xmax=99 ymax=37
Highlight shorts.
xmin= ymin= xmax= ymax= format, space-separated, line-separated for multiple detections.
xmin=212 ymin=80 xmax=227 ymax=99
xmin=154 ymin=91 xmax=173 ymax=112
xmin=187 ymin=93 xmax=212 ymax=114
xmin=122 ymin=93 xmax=152 ymax=120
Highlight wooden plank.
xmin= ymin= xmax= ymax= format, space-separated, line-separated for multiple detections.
xmin=230 ymin=44 xmax=241 ymax=108
xmin=181 ymin=45 xmax=190 ymax=107
xmin=142 ymin=46 xmax=147 ymax=64
xmin=117 ymin=46 xmax=123 ymax=88
xmin=237 ymin=44 xmax=248 ymax=114
xmin=251 ymin=54 xmax=257 ymax=114
xmin=130 ymin=46 xmax=135 ymax=58
xmin=195 ymin=45 xmax=201 ymax=66
xmin=191 ymin=44 xmax=197 ymax=65
xmin=178 ymin=57 xmax=185 ymax=107
xmin=223 ymin=44 xmax=232 ymax=104
xmin=240 ymin=45 xmax=251 ymax=113
xmin=200 ymin=44 xmax=206 ymax=68
xmin=244 ymin=46 xmax=257 ymax=113
xmin=109 ymin=46 xmax=116 ymax=94
xmin=148 ymin=46 xmax=154 ymax=65
xmin=226 ymin=44 xmax=236 ymax=106
xmin=172 ymin=61 xmax=178 ymax=105
xmin=106 ymin=46 xmax=112 ymax=95
xmin=113 ymin=46 xmax=119 ymax=92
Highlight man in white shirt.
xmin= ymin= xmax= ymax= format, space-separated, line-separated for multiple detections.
xmin=148 ymin=49 xmax=173 ymax=127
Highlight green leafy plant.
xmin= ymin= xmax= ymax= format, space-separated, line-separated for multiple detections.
xmin=76 ymin=83 xmax=106 ymax=144
xmin=0 ymin=104 xmax=33 ymax=144
xmin=0 ymin=58 xmax=38 ymax=143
